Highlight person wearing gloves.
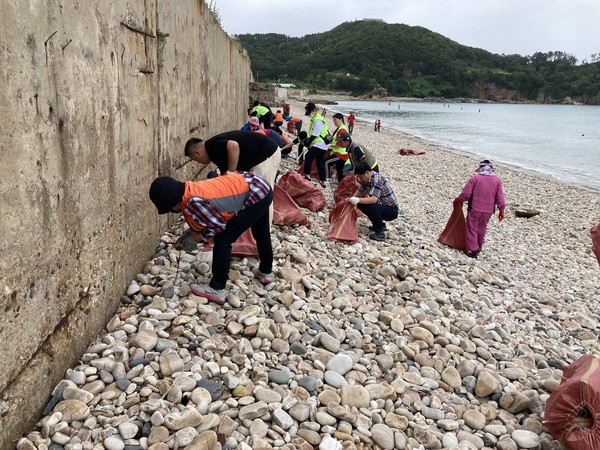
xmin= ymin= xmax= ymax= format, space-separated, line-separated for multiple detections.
xmin=454 ymin=159 xmax=506 ymax=258
xmin=184 ymin=130 xmax=281 ymax=187
xmin=347 ymin=162 xmax=399 ymax=241
xmin=303 ymin=102 xmax=329 ymax=188
xmin=148 ymin=173 xmax=274 ymax=305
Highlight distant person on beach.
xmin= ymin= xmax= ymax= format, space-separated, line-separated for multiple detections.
xmin=149 ymin=173 xmax=274 ymax=305
xmin=374 ymin=119 xmax=378 ymax=132
xmin=454 ymin=159 xmax=506 ymax=258
xmin=287 ymin=116 xmax=303 ymax=135
xmin=347 ymin=113 xmax=355 ymax=134
xmin=250 ymin=100 xmax=274 ymax=130
xmin=347 ymin=162 xmax=398 ymax=241
xmin=335 ymin=131 xmax=379 ymax=173
xmin=184 ymin=130 xmax=280 ymax=188
xmin=274 ymin=110 xmax=284 ymax=128
xmin=303 ymin=102 xmax=329 ymax=188
xmin=376 ymin=119 xmax=381 ymax=132
xmin=324 ymin=113 xmax=351 ymax=182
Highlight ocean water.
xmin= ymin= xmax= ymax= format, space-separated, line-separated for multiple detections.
xmin=332 ymin=100 xmax=600 ymax=191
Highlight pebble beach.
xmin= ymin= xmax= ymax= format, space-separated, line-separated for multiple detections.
xmin=16 ymin=100 xmax=600 ymax=450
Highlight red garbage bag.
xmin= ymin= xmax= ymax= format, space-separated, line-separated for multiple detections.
xmin=202 ymin=229 xmax=258 ymax=257
xmin=438 ymin=202 xmax=466 ymax=251
xmin=327 ymin=202 xmax=359 ymax=244
xmin=545 ymin=355 xmax=600 ymax=449
xmin=333 ymin=175 xmax=360 ymax=205
xmin=277 ymin=171 xmax=326 ymax=212
xmin=273 ymin=184 xmax=311 ymax=226
xmin=398 ymin=148 xmax=425 ymax=156
xmin=591 ymin=222 xmax=600 ymax=266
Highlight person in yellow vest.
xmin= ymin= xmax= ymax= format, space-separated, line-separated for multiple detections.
xmin=149 ymin=173 xmax=274 ymax=305
xmin=324 ymin=113 xmax=351 ymax=182
xmin=251 ymin=100 xmax=274 ymax=129
xmin=303 ymin=102 xmax=329 ymax=188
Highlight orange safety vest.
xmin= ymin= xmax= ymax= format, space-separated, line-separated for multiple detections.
xmin=180 ymin=175 xmax=249 ymax=231
xmin=274 ymin=112 xmax=284 ymax=122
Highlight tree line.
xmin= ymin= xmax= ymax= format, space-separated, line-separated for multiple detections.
xmin=234 ymin=20 xmax=600 ymax=104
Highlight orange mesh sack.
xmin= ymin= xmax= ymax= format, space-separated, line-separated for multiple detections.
xmin=277 ymin=171 xmax=326 ymax=212
xmin=327 ymin=202 xmax=359 ymax=244
xmin=545 ymin=355 xmax=600 ymax=449
xmin=591 ymin=222 xmax=600 ymax=266
xmin=333 ymin=175 xmax=360 ymax=205
xmin=273 ymin=184 xmax=311 ymax=227
xmin=438 ymin=202 xmax=467 ymax=251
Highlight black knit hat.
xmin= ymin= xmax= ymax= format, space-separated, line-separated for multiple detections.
xmin=149 ymin=176 xmax=185 ymax=214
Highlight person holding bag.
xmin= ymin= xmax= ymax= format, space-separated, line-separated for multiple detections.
xmin=454 ymin=159 xmax=506 ymax=258
xmin=347 ymin=162 xmax=398 ymax=241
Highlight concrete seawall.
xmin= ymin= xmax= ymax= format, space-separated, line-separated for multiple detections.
xmin=0 ymin=1 xmax=251 ymax=446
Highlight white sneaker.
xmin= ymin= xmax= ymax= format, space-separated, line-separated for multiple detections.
xmin=251 ymin=268 xmax=275 ymax=285
xmin=191 ymin=284 xmax=226 ymax=304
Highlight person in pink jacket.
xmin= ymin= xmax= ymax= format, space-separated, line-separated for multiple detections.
xmin=454 ymin=159 xmax=506 ymax=258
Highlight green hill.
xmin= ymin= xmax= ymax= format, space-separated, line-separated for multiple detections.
xmin=234 ymin=20 xmax=600 ymax=103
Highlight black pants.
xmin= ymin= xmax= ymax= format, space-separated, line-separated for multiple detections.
xmin=260 ymin=111 xmax=274 ymax=130
xmin=357 ymin=203 xmax=398 ymax=233
xmin=324 ymin=154 xmax=348 ymax=182
xmin=210 ymin=190 xmax=273 ymax=290
xmin=303 ymin=148 xmax=327 ymax=181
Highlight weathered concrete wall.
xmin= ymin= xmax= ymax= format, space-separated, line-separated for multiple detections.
xmin=0 ymin=0 xmax=250 ymax=446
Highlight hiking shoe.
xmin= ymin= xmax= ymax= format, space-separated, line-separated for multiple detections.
xmin=369 ymin=224 xmax=387 ymax=231
xmin=252 ymin=268 xmax=275 ymax=285
xmin=369 ymin=231 xmax=386 ymax=241
xmin=190 ymin=284 xmax=226 ymax=304
xmin=465 ymin=251 xmax=478 ymax=259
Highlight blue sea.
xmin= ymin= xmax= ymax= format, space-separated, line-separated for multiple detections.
xmin=332 ymin=100 xmax=600 ymax=192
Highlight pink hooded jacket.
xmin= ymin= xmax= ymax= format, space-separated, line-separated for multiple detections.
xmin=458 ymin=174 xmax=506 ymax=214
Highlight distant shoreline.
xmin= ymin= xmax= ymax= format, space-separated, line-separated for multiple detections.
xmin=295 ymin=94 xmax=590 ymax=106
xmin=287 ymin=98 xmax=600 ymax=194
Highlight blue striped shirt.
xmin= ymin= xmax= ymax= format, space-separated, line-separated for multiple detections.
xmin=357 ymin=172 xmax=398 ymax=207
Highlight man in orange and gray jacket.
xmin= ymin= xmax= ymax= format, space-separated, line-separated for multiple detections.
xmin=149 ymin=172 xmax=274 ymax=305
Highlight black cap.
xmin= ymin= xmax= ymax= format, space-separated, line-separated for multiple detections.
xmin=304 ymin=102 xmax=316 ymax=116
xmin=149 ymin=176 xmax=185 ymax=214
xmin=335 ymin=131 xmax=351 ymax=142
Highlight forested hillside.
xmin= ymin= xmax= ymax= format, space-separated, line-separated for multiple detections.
xmin=235 ymin=20 xmax=600 ymax=103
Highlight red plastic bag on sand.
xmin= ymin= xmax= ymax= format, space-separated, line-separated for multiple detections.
xmin=327 ymin=202 xmax=359 ymax=244
xmin=591 ymin=222 xmax=600 ymax=265
xmin=545 ymin=355 xmax=600 ymax=449
xmin=273 ymin=184 xmax=311 ymax=226
xmin=334 ymin=176 xmax=360 ymax=205
xmin=438 ymin=202 xmax=467 ymax=251
xmin=277 ymin=172 xmax=326 ymax=212
xmin=203 ymin=229 xmax=258 ymax=257
xmin=398 ymin=148 xmax=426 ymax=156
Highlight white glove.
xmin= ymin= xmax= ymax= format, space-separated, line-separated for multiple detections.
xmin=226 ymin=170 xmax=236 ymax=175
xmin=349 ymin=197 xmax=360 ymax=206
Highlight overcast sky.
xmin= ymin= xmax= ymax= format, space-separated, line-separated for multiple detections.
xmin=214 ymin=0 xmax=599 ymax=62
